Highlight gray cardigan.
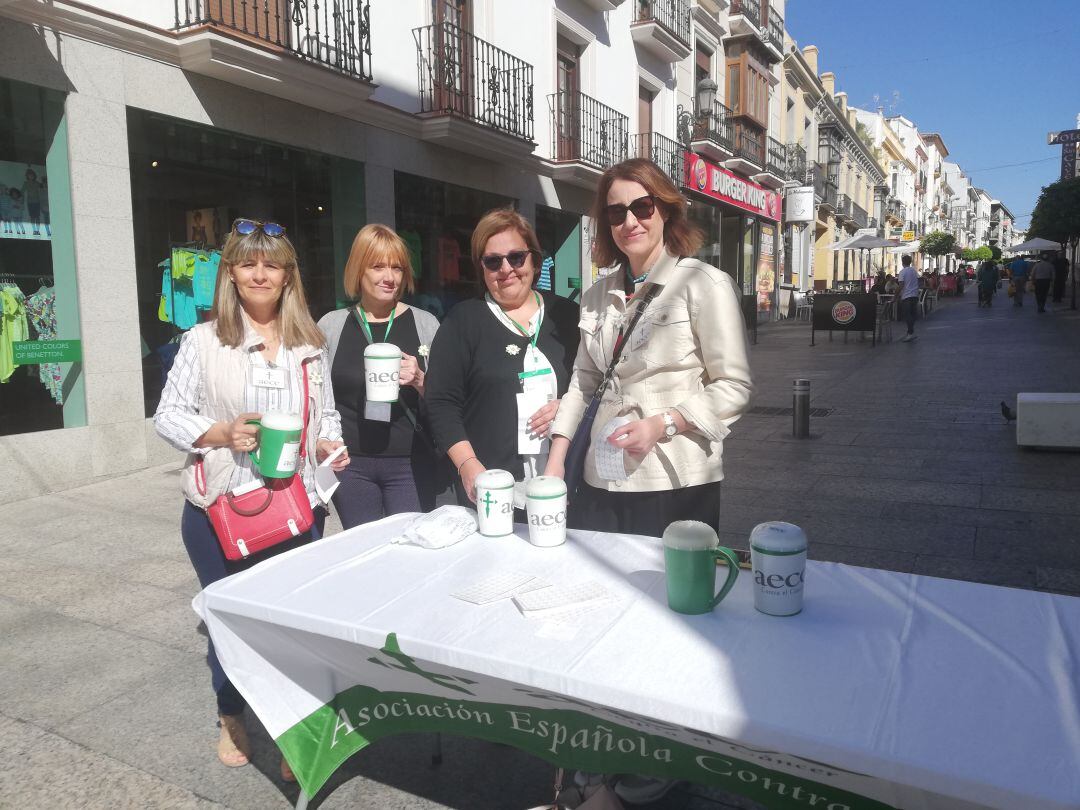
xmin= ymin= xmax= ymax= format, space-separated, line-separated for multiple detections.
xmin=317 ymin=304 xmax=441 ymax=371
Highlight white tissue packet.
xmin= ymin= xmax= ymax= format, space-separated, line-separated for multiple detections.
xmin=393 ymin=505 xmax=479 ymax=549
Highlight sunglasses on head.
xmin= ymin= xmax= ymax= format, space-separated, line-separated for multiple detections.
xmin=232 ymin=218 xmax=286 ymax=238
xmin=480 ymin=249 xmax=537 ymax=272
xmin=604 ymin=195 xmax=656 ymax=227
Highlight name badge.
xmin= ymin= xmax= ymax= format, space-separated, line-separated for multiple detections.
xmin=252 ymin=367 xmax=287 ymax=389
xmin=365 ymin=401 xmax=392 ymax=422
xmin=630 ymin=318 xmax=652 ymax=353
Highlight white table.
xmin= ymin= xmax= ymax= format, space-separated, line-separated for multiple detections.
xmin=195 ymin=514 xmax=1080 ymax=810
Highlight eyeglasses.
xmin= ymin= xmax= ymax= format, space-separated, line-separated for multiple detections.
xmin=604 ymin=195 xmax=656 ymax=227
xmin=232 ymin=218 xmax=287 ymax=238
xmin=480 ymin=250 xmax=536 ymax=272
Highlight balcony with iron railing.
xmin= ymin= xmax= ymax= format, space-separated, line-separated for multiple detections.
xmin=764 ymin=8 xmax=784 ymax=56
xmin=765 ymin=136 xmax=786 ymax=176
xmin=549 ymin=91 xmax=629 ymax=184
xmin=174 ymin=0 xmax=372 ymax=81
xmin=729 ymin=0 xmax=783 ymax=61
xmin=850 ymin=200 xmax=868 ymax=229
xmin=811 ymin=163 xmax=838 ymax=212
xmin=632 ymin=132 xmax=685 ymax=188
xmin=886 ymin=196 xmax=905 ymax=222
xmin=734 ymin=125 xmax=764 ymax=167
xmin=685 ymin=99 xmax=734 ymax=161
xmin=631 ymin=0 xmax=692 ymax=61
xmin=835 ymin=192 xmax=852 ymax=221
xmin=414 ymin=22 xmax=534 ymax=145
xmin=785 ymin=143 xmax=806 ymax=183
xmin=730 ymin=0 xmax=762 ymax=28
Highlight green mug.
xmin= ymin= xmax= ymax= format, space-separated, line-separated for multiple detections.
xmin=246 ymin=411 xmax=304 ymax=479
xmin=663 ymin=520 xmax=740 ymax=615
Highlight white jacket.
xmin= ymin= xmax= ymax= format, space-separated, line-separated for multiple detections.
xmin=551 ymin=249 xmax=753 ymax=492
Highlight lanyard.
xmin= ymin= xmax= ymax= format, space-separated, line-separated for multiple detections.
xmin=354 ymin=305 xmax=395 ymax=345
xmin=506 ymin=291 xmax=543 ymax=350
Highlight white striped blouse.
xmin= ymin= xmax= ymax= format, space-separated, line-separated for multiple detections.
xmin=155 ymin=330 xmax=342 ymax=500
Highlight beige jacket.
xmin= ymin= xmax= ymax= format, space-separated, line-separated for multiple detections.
xmin=550 ymin=249 xmax=753 ymax=491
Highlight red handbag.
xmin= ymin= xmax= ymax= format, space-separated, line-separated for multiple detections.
xmin=197 ymin=362 xmax=315 ymax=561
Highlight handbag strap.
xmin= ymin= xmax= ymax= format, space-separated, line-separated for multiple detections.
xmin=194 ymin=356 xmax=312 ymax=497
xmin=590 ymin=282 xmax=661 ymax=402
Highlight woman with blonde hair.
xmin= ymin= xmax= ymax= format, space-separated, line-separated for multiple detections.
xmin=425 ymin=208 xmax=579 ymax=503
xmin=155 ymin=218 xmax=348 ymax=776
xmin=317 ymin=224 xmax=441 ymax=527
xmin=545 ymin=158 xmax=753 ymax=538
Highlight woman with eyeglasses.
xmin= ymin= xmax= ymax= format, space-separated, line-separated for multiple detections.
xmin=154 ymin=218 xmax=348 ymax=777
xmin=317 ymin=224 xmax=442 ymax=528
xmin=545 ymin=158 xmax=753 ymax=537
xmin=425 ymin=208 xmax=579 ymax=503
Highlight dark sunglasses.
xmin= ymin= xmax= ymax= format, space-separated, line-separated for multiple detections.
xmin=604 ymin=195 xmax=656 ymax=227
xmin=480 ymin=249 xmax=537 ymax=272
xmin=232 ymin=218 xmax=286 ymax=238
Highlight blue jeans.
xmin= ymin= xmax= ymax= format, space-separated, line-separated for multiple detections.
xmin=332 ymin=454 xmax=431 ymax=530
xmin=181 ymin=500 xmax=325 ymax=716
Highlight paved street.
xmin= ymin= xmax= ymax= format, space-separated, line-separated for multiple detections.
xmin=2 ymin=291 xmax=1078 ymax=809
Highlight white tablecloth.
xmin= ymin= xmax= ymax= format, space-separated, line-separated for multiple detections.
xmin=195 ymin=514 xmax=1080 ymax=809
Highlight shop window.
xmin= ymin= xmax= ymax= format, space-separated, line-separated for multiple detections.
xmin=535 ymin=205 xmax=581 ymax=300
xmin=128 ymin=109 xmax=365 ymax=417
xmin=0 ymin=78 xmax=85 ymax=437
xmin=394 ymin=171 xmax=513 ymax=319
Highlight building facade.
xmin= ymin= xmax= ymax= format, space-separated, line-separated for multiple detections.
xmin=0 ymin=0 xmax=806 ymax=501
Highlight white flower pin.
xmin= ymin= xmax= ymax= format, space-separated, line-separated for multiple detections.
xmin=418 ymin=344 xmax=430 ymax=358
xmin=308 ymin=367 xmax=324 ymax=385
xmin=506 ymin=344 xmax=521 ymax=356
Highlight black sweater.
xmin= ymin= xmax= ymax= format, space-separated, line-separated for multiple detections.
xmin=424 ymin=292 xmax=580 ymax=478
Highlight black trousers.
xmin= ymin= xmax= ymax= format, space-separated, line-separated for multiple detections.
xmin=1035 ymin=278 xmax=1052 ymax=311
xmin=570 ymin=480 xmax=722 ymax=537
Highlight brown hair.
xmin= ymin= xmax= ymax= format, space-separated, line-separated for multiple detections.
xmin=470 ymin=208 xmax=543 ymax=294
xmin=590 ymin=158 xmax=703 ymax=269
xmin=211 ymin=228 xmax=325 ymax=349
xmin=343 ymin=224 xmax=416 ymax=300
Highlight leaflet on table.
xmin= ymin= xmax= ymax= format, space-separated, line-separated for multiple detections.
xmin=594 ymin=415 xmax=632 ymax=481
xmin=392 ymin=505 xmax=479 ymax=548
xmin=450 ymin=571 xmax=550 ymax=605
xmin=513 ymin=580 xmax=613 ymax=617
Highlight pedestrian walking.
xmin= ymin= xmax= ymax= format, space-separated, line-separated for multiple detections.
xmin=1052 ymin=252 xmax=1070 ymax=303
xmin=1031 ymin=254 xmax=1055 ymax=313
xmin=1008 ymin=255 xmax=1029 ymax=307
xmin=976 ymin=259 xmax=998 ymax=308
xmin=897 ymin=254 xmax=920 ymax=341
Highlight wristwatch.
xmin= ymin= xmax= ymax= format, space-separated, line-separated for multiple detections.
xmin=661 ymin=411 xmax=678 ymax=439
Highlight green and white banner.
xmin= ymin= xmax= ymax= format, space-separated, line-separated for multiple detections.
xmin=268 ymin=633 xmax=895 ymax=808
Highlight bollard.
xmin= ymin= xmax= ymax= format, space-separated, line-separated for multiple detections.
xmin=793 ymin=379 xmax=810 ymax=439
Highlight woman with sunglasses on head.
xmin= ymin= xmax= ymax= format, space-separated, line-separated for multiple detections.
xmin=154 ymin=218 xmax=348 ymax=778
xmin=317 ymin=224 xmax=441 ymax=527
xmin=545 ymin=159 xmax=753 ymax=538
xmin=425 ymin=208 xmax=579 ymax=503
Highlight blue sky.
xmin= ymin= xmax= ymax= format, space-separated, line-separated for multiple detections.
xmin=785 ymin=0 xmax=1080 ymax=231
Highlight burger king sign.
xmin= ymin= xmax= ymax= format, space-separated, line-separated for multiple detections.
xmin=831 ymin=300 xmax=857 ymax=326
xmin=683 ymin=154 xmax=781 ymax=222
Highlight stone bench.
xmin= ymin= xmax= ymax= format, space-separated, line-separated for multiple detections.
xmin=1017 ymin=393 xmax=1080 ymax=449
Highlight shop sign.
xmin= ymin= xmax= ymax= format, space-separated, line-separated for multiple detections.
xmin=684 ymin=154 xmax=781 ymax=221
xmin=811 ymin=294 xmax=878 ymax=346
xmin=784 ymin=186 xmax=815 ymax=223
xmin=901 ymin=230 xmax=915 ymax=242
xmin=12 ymin=340 xmax=81 ymax=364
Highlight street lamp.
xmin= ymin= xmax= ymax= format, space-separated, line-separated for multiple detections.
xmin=677 ymin=77 xmax=718 ymax=148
